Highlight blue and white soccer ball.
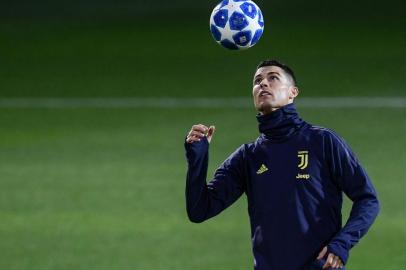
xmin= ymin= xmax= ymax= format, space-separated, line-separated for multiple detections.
xmin=209 ymin=0 xmax=264 ymax=50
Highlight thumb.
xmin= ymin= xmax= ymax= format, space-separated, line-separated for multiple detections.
xmin=207 ymin=125 xmax=216 ymax=143
xmin=317 ymin=246 xmax=328 ymax=260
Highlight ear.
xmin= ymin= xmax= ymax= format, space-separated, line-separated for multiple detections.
xmin=289 ymin=86 xmax=299 ymax=100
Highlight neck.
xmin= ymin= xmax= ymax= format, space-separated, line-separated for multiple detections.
xmin=259 ymin=101 xmax=294 ymax=115
xmin=256 ymin=103 xmax=306 ymax=142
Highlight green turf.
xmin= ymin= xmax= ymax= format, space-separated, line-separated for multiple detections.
xmin=0 ymin=107 xmax=405 ymax=269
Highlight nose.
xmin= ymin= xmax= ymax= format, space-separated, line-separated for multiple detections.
xmin=260 ymin=78 xmax=269 ymax=88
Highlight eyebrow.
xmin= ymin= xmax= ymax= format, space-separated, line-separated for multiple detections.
xmin=254 ymin=71 xmax=281 ymax=80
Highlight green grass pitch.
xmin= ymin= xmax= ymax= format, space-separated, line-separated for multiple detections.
xmin=0 ymin=107 xmax=405 ymax=270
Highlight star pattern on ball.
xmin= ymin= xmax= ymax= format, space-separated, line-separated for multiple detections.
xmin=210 ymin=0 xmax=264 ymax=50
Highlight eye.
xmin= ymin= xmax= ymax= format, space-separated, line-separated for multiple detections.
xmin=269 ymin=75 xmax=278 ymax=81
xmin=254 ymin=78 xmax=262 ymax=85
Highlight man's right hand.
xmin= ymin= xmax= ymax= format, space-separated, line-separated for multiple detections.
xmin=186 ymin=124 xmax=216 ymax=144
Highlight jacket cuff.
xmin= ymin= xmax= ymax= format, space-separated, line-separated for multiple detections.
xmin=185 ymin=137 xmax=209 ymax=157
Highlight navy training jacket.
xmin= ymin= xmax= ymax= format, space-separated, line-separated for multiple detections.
xmin=185 ymin=103 xmax=379 ymax=270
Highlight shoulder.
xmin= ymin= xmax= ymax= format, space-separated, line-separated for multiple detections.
xmin=307 ymin=125 xmax=335 ymax=136
xmin=304 ymin=125 xmax=355 ymax=154
xmin=307 ymin=125 xmax=345 ymax=142
xmin=309 ymin=125 xmax=358 ymax=162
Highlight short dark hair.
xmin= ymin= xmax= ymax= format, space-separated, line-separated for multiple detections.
xmin=256 ymin=60 xmax=297 ymax=85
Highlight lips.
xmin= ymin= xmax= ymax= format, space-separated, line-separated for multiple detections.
xmin=259 ymin=90 xmax=272 ymax=97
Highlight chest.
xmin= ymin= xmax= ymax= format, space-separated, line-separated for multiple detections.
xmin=245 ymin=139 xmax=332 ymax=207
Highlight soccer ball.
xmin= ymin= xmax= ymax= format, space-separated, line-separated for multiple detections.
xmin=209 ymin=0 xmax=264 ymax=50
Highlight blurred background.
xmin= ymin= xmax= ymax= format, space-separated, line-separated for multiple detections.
xmin=0 ymin=0 xmax=405 ymax=269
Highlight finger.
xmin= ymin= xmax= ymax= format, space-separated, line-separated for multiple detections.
xmin=188 ymin=130 xmax=205 ymax=138
xmin=331 ymin=256 xmax=339 ymax=268
xmin=207 ymin=126 xmax=215 ymax=137
xmin=186 ymin=136 xmax=201 ymax=143
xmin=322 ymin=254 xmax=334 ymax=269
xmin=186 ymin=133 xmax=204 ymax=142
xmin=337 ymin=258 xmax=343 ymax=268
xmin=192 ymin=124 xmax=208 ymax=133
xmin=317 ymin=246 xmax=328 ymax=260
xmin=187 ymin=132 xmax=204 ymax=140
xmin=207 ymin=126 xmax=216 ymax=143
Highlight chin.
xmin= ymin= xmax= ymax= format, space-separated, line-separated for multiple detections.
xmin=257 ymin=102 xmax=273 ymax=114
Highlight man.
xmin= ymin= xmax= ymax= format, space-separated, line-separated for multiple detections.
xmin=184 ymin=60 xmax=379 ymax=270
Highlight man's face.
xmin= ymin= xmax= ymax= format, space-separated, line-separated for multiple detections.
xmin=252 ymin=65 xmax=298 ymax=115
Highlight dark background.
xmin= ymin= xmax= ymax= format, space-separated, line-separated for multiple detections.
xmin=1 ymin=0 xmax=405 ymax=97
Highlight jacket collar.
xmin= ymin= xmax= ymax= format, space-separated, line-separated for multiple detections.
xmin=256 ymin=103 xmax=305 ymax=142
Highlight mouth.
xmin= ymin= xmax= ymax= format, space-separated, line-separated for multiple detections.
xmin=259 ymin=90 xmax=272 ymax=98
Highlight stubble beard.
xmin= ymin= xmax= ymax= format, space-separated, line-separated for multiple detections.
xmin=257 ymin=100 xmax=275 ymax=115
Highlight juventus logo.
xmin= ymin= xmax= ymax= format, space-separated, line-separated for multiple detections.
xmin=297 ymin=151 xmax=309 ymax=170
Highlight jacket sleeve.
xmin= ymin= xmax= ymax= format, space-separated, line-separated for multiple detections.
xmin=184 ymin=137 xmax=246 ymax=223
xmin=326 ymin=132 xmax=380 ymax=264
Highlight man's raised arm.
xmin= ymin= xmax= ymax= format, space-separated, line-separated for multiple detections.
xmin=185 ymin=124 xmax=246 ymax=223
